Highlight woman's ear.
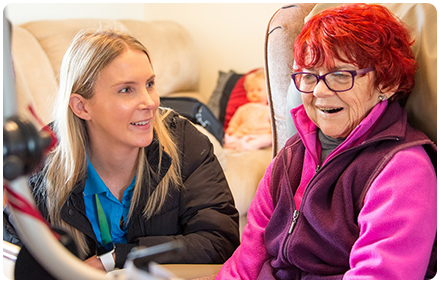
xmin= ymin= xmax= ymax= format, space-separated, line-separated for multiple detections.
xmin=379 ymin=84 xmax=399 ymax=100
xmin=69 ymin=93 xmax=91 ymax=120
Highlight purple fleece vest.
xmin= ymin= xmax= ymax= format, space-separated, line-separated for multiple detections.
xmin=258 ymin=102 xmax=436 ymax=279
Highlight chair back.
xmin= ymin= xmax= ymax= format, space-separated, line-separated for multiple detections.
xmin=264 ymin=3 xmax=437 ymax=156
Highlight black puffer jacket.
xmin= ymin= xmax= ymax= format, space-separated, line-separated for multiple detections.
xmin=4 ymin=112 xmax=240 ymax=268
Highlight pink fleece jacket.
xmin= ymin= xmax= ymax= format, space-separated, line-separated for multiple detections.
xmin=216 ymin=101 xmax=436 ymax=279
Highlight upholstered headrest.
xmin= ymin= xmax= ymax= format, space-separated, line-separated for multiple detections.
xmin=265 ymin=3 xmax=437 ymax=155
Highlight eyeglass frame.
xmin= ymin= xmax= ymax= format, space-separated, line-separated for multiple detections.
xmin=291 ymin=67 xmax=375 ymax=93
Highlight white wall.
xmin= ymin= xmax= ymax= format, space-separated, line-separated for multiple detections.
xmin=4 ymin=3 xmax=146 ymax=25
xmin=5 ymin=3 xmax=285 ymax=100
xmin=143 ymin=3 xmax=284 ymax=99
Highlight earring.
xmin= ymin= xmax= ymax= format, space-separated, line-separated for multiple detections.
xmin=378 ymin=95 xmax=387 ymax=102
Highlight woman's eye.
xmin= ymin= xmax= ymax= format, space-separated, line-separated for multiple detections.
xmin=119 ymin=87 xmax=132 ymax=93
xmin=333 ymin=72 xmax=348 ymax=77
xmin=146 ymin=81 xmax=155 ymax=89
xmin=302 ymin=74 xmax=316 ymax=83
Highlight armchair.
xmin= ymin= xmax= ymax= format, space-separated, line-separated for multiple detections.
xmin=265 ymin=3 xmax=437 ymax=156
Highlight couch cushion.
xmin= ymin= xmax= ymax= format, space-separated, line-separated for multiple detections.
xmin=12 ymin=26 xmax=59 ymax=124
xmin=224 ymin=147 xmax=272 ymax=216
xmin=20 ymin=19 xmax=113 ymax=83
xmin=120 ymin=20 xmax=199 ymax=96
xmin=16 ymin=19 xmax=199 ymax=100
xmin=207 ymin=70 xmax=243 ymax=124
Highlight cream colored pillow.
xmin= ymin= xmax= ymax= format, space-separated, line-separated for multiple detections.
xmin=193 ymin=124 xmax=227 ymax=171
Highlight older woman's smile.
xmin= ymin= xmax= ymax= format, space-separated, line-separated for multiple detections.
xmin=317 ymin=106 xmax=344 ymax=114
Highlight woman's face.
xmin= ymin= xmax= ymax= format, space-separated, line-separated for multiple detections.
xmin=82 ymin=48 xmax=159 ymax=152
xmin=301 ymin=60 xmax=382 ymax=138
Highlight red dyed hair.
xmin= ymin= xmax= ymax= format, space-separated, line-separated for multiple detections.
xmin=294 ymin=4 xmax=418 ymax=101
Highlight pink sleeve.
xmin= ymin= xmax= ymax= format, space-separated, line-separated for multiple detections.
xmin=344 ymin=146 xmax=436 ymax=280
xmin=215 ymin=160 xmax=275 ymax=280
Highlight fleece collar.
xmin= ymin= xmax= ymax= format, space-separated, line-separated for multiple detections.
xmin=289 ymin=101 xmax=405 ymax=165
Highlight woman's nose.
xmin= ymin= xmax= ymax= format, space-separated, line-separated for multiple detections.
xmin=313 ymin=79 xmax=334 ymax=98
xmin=139 ymin=90 xmax=155 ymax=110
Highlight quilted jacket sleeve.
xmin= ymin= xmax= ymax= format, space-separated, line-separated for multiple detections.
xmin=127 ymin=118 xmax=240 ymax=265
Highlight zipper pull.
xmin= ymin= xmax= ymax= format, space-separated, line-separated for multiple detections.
xmin=288 ymin=210 xmax=300 ymax=234
xmin=315 ymin=165 xmax=321 ymax=174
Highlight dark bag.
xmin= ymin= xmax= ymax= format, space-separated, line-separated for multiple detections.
xmin=160 ymin=97 xmax=224 ymax=145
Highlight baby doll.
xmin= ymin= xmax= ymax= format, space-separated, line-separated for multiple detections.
xmin=224 ymin=69 xmax=272 ymax=151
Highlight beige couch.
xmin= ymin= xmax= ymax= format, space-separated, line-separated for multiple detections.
xmin=10 ymin=19 xmax=273 ymax=227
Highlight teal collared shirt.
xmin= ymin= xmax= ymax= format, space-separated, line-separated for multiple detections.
xmin=83 ymin=156 xmax=135 ymax=246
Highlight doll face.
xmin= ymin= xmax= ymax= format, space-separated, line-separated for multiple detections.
xmin=246 ymin=78 xmax=268 ymax=104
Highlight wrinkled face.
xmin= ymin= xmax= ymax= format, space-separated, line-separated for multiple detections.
xmin=301 ymin=59 xmax=381 ymax=138
xmin=246 ymin=78 xmax=268 ymax=104
xmin=84 ymin=48 xmax=159 ymax=152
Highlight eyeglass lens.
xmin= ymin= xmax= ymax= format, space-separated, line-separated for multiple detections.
xmin=294 ymin=71 xmax=354 ymax=93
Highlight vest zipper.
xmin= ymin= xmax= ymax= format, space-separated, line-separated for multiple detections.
xmin=282 ymin=164 xmax=321 ymax=259
xmin=288 ymin=210 xmax=300 ymax=234
xmin=281 ymin=136 xmax=396 ymax=262
xmin=315 ymin=165 xmax=321 ymax=173
xmin=283 ymin=209 xmax=299 ymax=258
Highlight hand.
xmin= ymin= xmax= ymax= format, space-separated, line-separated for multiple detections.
xmin=84 ymin=255 xmax=105 ymax=270
xmin=223 ymin=134 xmax=240 ymax=150
xmin=84 ymin=253 xmax=115 ymax=271
xmin=241 ymin=134 xmax=272 ymax=150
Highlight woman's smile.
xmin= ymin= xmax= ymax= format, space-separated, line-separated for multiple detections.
xmin=317 ymin=106 xmax=344 ymax=114
xmin=130 ymin=119 xmax=152 ymax=129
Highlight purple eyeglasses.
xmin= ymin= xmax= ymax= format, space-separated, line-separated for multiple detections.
xmin=291 ymin=67 xmax=374 ymax=93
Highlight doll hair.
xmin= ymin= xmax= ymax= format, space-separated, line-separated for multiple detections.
xmin=243 ymin=68 xmax=265 ymax=92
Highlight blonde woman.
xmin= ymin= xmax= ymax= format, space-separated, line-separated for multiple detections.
xmin=4 ymin=27 xmax=239 ymax=272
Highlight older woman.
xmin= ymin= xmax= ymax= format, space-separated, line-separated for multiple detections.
xmin=216 ymin=4 xmax=436 ymax=280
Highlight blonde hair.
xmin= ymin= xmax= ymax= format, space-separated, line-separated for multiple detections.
xmin=37 ymin=26 xmax=181 ymax=256
xmin=243 ymin=68 xmax=265 ymax=91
